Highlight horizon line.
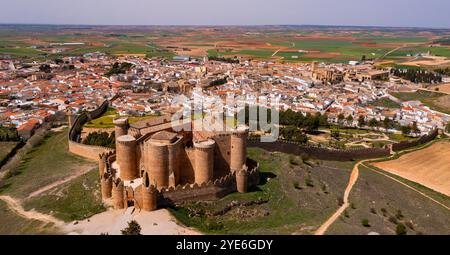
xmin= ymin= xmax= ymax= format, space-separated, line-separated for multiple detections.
xmin=0 ymin=22 xmax=449 ymax=30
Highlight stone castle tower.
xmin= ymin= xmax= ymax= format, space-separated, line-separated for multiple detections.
xmin=193 ymin=139 xmax=215 ymax=185
xmin=116 ymin=135 xmax=138 ymax=181
xmin=230 ymin=126 xmax=249 ymax=173
xmin=141 ymin=172 xmax=158 ymax=211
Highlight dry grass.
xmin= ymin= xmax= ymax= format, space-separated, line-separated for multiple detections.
xmin=373 ymin=141 xmax=450 ymax=196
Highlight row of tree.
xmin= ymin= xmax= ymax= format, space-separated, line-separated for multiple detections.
xmin=82 ymin=132 xmax=115 ymax=149
xmin=209 ymin=56 xmax=239 ymax=64
xmin=391 ymin=68 xmax=442 ymax=84
xmin=208 ymin=76 xmax=229 ymax=87
xmin=0 ymin=127 xmax=21 ymax=142
xmin=105 ymin=62 xmax=134 ymax=77
xmin=280 ymin=126 xmax=308 ymax=144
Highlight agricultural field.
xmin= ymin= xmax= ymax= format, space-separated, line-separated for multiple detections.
xmin=1 ymin=25 xmax=449 ymax=65
xmin=170 ymin=147 xmax=354 ymax=234
xmin=373 ymin=141 xmax=450 ymax=196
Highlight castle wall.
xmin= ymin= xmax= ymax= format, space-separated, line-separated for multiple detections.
xmin=211 ymin=134 xmax=232 ymax=178
xmin=179 ymin=148 xmax=196 ymax=184
xmin=68 ymin=140 xmax=113 ymax=161
xmin=68 ymin=100 xmax=113 ymax=160
xmin=167 ymin=139 xmax=182 ymax=186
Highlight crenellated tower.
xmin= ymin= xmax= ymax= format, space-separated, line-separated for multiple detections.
xmin=141 ymin=172 xmax=158 ymax=211
xmin=100 ymin=172 xmax=113 ymax=200
xmin=112 ymin=178 xmax=125 ymax=209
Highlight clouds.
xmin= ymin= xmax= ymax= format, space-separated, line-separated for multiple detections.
xmin=0 ymin=0 xmax=449 ymax=27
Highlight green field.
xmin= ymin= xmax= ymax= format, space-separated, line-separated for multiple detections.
xmin=0 ymin=129 xmax=96 ymax=199
xmin=64 ymin=42 xmax=174 ymax=58
xmin=367 ymin=98 xmax=401 ymax=109
xmin=0 ymin=200 xmax=57 ymax=235
xmin=84 ymin=108 xmax=160 ymax=128
xmin=0 ymin=142 xmax=19 ymax=163
xmin=24 ymin=169 xmax=105 ymax=222
xmin=170 ymin=147 xmax=353 ymax=234
xmin=391 ymin=91 xmax=450 ymax=114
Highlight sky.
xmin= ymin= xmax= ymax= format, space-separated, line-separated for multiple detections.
xmin=1 ymin=0 xmax=450 ymax=28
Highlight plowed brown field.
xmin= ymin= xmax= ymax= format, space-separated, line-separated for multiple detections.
xmin=373 ymin=141 xmax=450 ymax=196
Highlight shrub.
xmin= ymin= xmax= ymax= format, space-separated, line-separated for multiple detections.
xmin=121 ymin=220 xmax=141 ymax=235
xmin=305 ymin=175 xmax=314 ymax=187
xmin=344 ymin=210 xmax=350 ymax=218
xmin=289 ymin=156 xmax=299 ymax=166
xmin=388 ymin=216 xmax=398 ymax=224
xmin=380 ymin=208 xmax=388 ymax=217
xmin=361 ymin=219 xmax=370 ymax=227
xmin=395 ymin=210 xmax=404 ymax=220
xmin=293 ymin=181 xmax=302 ymax=190
xmin=405 ymin=221 xmax=415 ymax=230
xmin=370 ymin=208 xmax=377 ymax=215
xmin=396 ymin=223 xmax=407 ymax=235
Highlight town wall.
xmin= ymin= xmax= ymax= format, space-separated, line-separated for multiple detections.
xmin=248 ymin=138 xmax=390 ymax=161
xmin=68 ymin=100 xmax=114 ymax=160
xmin=392 ymin=129 xmax=439 ymax=152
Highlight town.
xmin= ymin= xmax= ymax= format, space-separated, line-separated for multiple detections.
xmin=0 ymin=51 xmax=449 ymax=141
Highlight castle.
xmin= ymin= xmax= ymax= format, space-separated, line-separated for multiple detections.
xmin=98 ymin=116 xmax=259 ymax=211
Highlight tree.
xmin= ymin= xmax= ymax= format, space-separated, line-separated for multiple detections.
xmin=401 ymin=125 xmax=412 ymax=136
xmin=39 ymin=64 xmax=52 ymax=73
xmin=361 ymin=219 xmax=370 ymax=227
xmin=346 ymin=115 xmax=354 ymax=126
xmin=368 ymin=118 xmax=378 ymax=129
xmin=396 ymin=223 xmax=407 ymax=235
xmin=358 ymin=116 xmax=366 ymax=127
xmin=121 ymin=220 xmax=141 ymax=235
xmin=318 ymin=113 xmax=329 ymax=127
xmin=338 ymin=113 xmax=346 ymax=126
xmin=383 ymin=118 xmax=393 ymax=130
xmin=411 ymin=122 xmax=420 ymax=135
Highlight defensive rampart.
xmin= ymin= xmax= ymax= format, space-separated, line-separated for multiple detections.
xmin=68 ymin=100 xmax=114 ymax=160
xmin=392 ymin=129 xmax=439 ymax=152
xmin=248 ymin=138 xmax=390 ymax=161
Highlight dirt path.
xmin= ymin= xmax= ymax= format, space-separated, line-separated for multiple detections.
xmin=0 ymin=195 xmax=64 ymax=226
xmin=27 ymin=165 xmax=95 ymax=199
xmin=315 ymin=139 xmax=446 ymax=235
xmin=314 ymin=160 xmax=363 ymax=235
